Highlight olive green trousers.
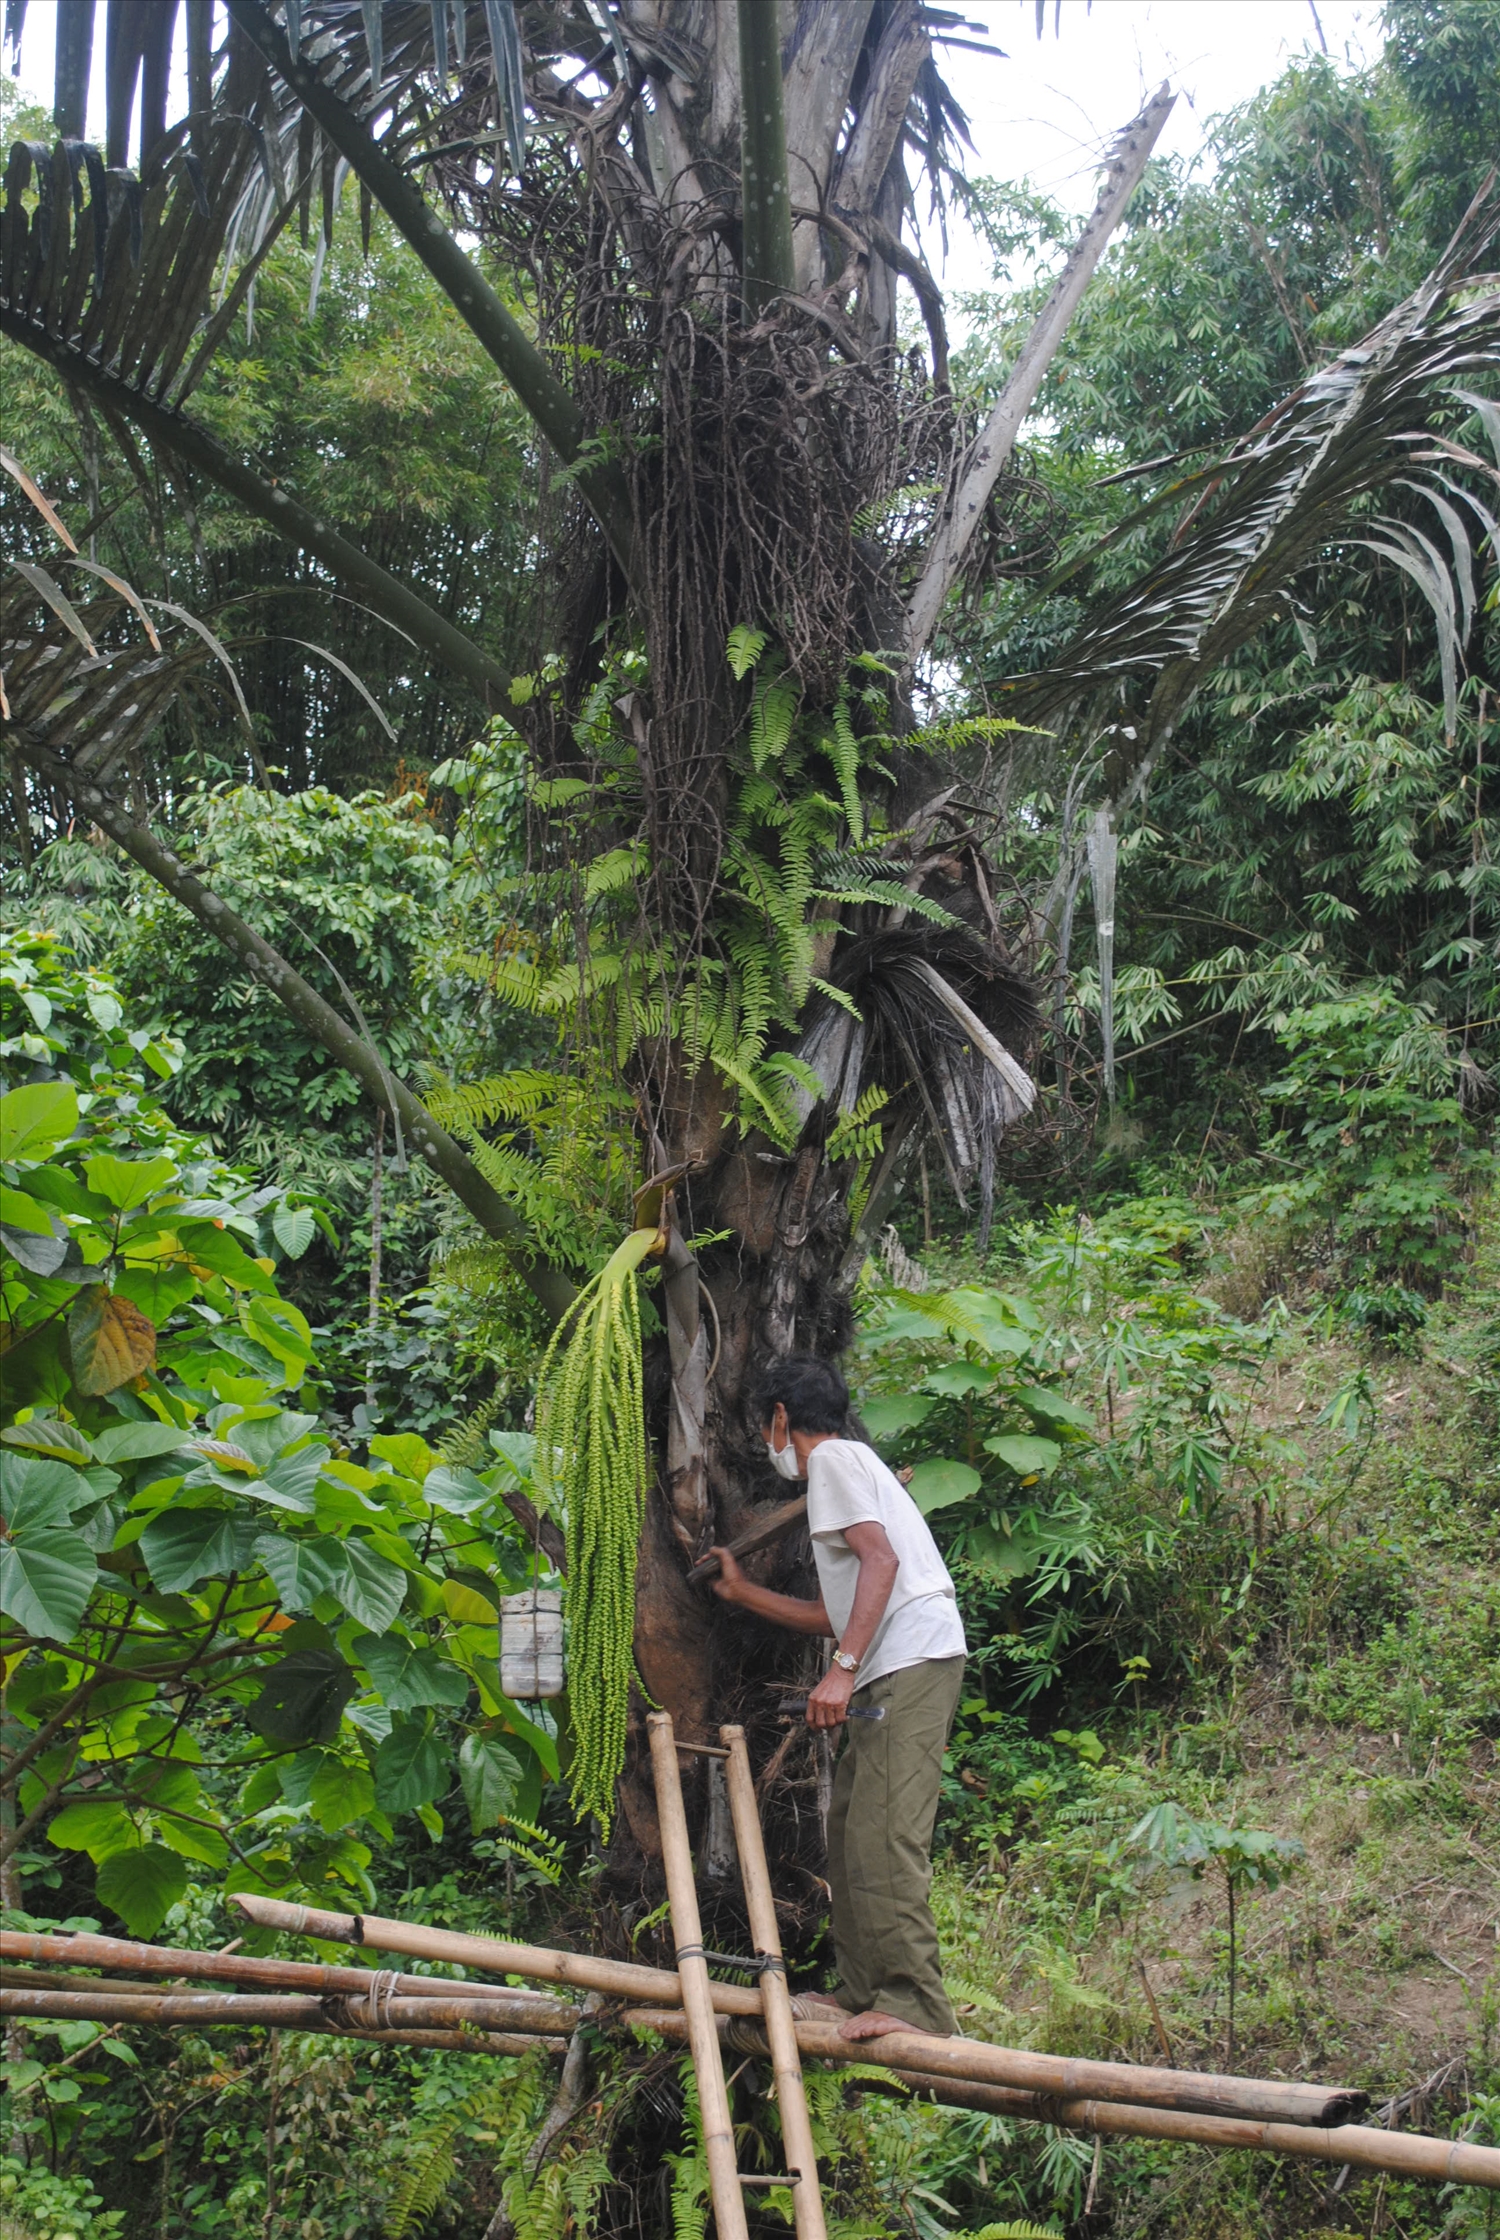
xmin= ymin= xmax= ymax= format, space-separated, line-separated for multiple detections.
xmin=825 ymin=1654 xmax=965 ymax=2036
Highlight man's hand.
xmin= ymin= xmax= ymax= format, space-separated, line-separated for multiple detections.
xmin=708 ymin=1546 xmax=747 ymax=1602
xmin=805 ymin=1662 xmax=858 ymax=1729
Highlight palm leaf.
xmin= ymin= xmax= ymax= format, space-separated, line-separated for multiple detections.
xmin=1003 ymin=194 xmax=1500 ymax=771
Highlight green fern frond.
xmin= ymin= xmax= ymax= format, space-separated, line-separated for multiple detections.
xmin=958 ymin=2224 xmax=1064 ymax=2239
xmin=488 ymin=1816 xmax=565 ymax=1883
xmin=825 ymin=694 xmax=864 ymax=841
xmin=667 ymin=2062 xmax=711 ymax=2240
xmin=439 ymin=1386 xmax=508 ymax=1467
xmin=385 ymin=2106 xmax=466 ymax=2238
xmin=816 ymin=880 xmax=960 ymax=926
xmin=727 ymin=624 xmax=769 ymax=679
xmin=827 ymin=1085 xmax=889 ymax=1166
xmin=749 ymin=663 xmax=798 ymax=768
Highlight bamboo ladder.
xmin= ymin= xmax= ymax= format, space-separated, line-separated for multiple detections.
xmin=647 ymin=1712 xmax=828 ymax=2240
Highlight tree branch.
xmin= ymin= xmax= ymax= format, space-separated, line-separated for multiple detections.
xmin=737 ymin=0 xmax=797 ymax=316
xmin=0 ymin=306 xmax=513 ymax=709
xmin=3 ymin=728 xmax=576 ymax=1325
xmin=224 ymin=0 xmax=640 ymax=588
xmin=904 ymin=86 xmax=1175 ymax=658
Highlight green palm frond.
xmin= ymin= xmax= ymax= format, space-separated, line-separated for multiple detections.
xmin=1005 ymin=204 xmax=1500 ymax=772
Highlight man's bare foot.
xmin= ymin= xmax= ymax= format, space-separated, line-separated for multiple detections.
xmin=836 ymin=2008 xmax=934 ymax=2042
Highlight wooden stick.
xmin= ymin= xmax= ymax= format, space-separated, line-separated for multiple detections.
xmin=647 ymin=1712 xmax=750 ymax=2240
xmin=1 ymin=1932 xmax=576 ymax=2022
xmin=0 ymin=1986 xmax=566 ymax=2057
xmin=621 ymin=2014 xmax=1500 ymax=2192
xmin=227 ymin=1891 xmax=764 ymax=2018
xmin=226 ymin=1893 xmax=1364 ymax=2126
xmin=891 ymin=2074 xmax=1500 ymax=2194
xmin=686 ymin=1498 xmax=807 ymax=1583
xmin=720 ymin=1723 xmax=827 ymax=2240
xmin=614 ymin=2008 xmax=1365 ymax=2128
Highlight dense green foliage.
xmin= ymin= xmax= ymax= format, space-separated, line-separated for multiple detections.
xmin=3 ymin=4 xmax=1499 ymax=2238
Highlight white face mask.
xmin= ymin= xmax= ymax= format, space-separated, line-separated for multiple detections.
xmin=765 ymin=1426 xmax=802 ymax=1481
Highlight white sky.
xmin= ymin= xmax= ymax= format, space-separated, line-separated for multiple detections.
xmin=926 ymin=0 xmax=1382 ymax=293
xmin=10 ymin=0 xmax=1383 ymax=296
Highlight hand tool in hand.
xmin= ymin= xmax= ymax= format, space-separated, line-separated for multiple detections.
xmin=777 ymin=1697 xmax=886 ymax=1721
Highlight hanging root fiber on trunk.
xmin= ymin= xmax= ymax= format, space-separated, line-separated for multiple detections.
xmin=533 ymin=1225 xmax=659 ymax=1833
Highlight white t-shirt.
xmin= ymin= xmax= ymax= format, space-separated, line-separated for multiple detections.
xmin=804 ymin=1439 xmax=966 ymax=1689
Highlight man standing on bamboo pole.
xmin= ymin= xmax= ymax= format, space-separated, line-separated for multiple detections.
xmin=709 ymin=1356 xmax=966 ymax=2041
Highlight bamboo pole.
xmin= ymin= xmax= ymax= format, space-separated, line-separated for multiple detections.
xmin=226 ymin=1891 xmax=764 ymax=2016
xmin=0 ymin=1986 xmax=566 ymax=2057
xmin=623 ymin=2013 xmax=1500 ymax=2193
xmin=0 ymin=1985 xmax=570 ymax=2035
xmin=647 ymin=1712 xmax=751 ymax=2240
xmin=0 ymin=1931 xmax=577 ymax=2023
xmin=228 ymin=1892 xmax=1365 ymax=2126
xmin=719 ymin=1724 xmax=827 ymax=2240
xmin=890 ymin=2074 xmax=1500 ymax=2194
xmin=615 ymin=2009 xmax=1367 ymax=2129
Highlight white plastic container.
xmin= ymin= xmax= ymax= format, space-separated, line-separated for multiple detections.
xmin=500 ymin=1586 xmax=564 ymax=1699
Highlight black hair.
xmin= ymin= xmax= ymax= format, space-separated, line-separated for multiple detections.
xmin=752 ymin=1353 xmax=850 ymax=1436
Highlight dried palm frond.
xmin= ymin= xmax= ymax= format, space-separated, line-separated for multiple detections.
xmin=1005 ymin=188 xmax=1500 ymax=775
xmin=795 ymin=923 xmax=1039 ymax=1248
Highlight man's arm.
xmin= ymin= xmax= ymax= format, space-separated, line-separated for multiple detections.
xmin=710 ymin=1522 xmax=900 ymax=1729
xmin=709 ymin=1547 xmax=833 ymax=1635
xmin=804 ymin=1520 xmax=899 ymax=1729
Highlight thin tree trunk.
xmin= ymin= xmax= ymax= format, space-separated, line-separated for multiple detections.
xmin=1 ymin=1714 xmax=29 ymax=2163
xmin=365 ymin=1108 xmax=385 ymax=1418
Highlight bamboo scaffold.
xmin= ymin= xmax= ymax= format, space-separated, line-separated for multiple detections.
xmin=6 ymin=1897 xmax=1500 ymax=2196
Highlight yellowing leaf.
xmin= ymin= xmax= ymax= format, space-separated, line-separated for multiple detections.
xmin=442 ymin=1575 xmax=500 ymax=1626
xmin=69 ymin=1288 xmax=157 ymax=1395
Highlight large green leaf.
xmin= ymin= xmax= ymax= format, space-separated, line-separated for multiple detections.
xmin=858 ymin=1395 xmax=937 ymax=1439
xmin=905 ymin=1458 xmax=982 ymax=1516
xmin=114 ymin=1263 xmax=200 ymax=1325
xmin=254 ymin=1532 xmax=346 ymax=1613
xmin=0 ymin=1220 xmax=87 ymax=1279
xmin=921 ymin=1363 xmax=996 ymax=1398
xmin=368 ymin=1432 xmax=435 ymax=1482
xmin=983 ymin=1434 xmax=1063 ymax=1479
xmin=0 ymin=1081 xmax=79 ymax=1161
xmin=338 ymin=1537 xmax=407 ymax=1633
xmin=84 ymin=1153 xmax=179 ymax=1211
xmin=308 ymin=1753 xmax=376 ymax=1833
xmin=92 ymin=1420 xmax=194 ymax=1466
xmin=156 ymin=1814 xmax=230 ymax=1868
xmin=47 ymin=1796 xmax=139 ymax=1860
xmin=0 ymin=1183 xmax=59 ymax=1236
xmin=458 ymin=1730 xmax=526 ymax=1833
xmin=0 ymin=1530 xmax=98 ymax=1637
xmin=271 ymin=1203 xmax=316 ymax=1259
xmin=176 ymin=1222 xmax=274 ymax=1292
xmin=1 ymin=1453 xmax=101 ymax=1531
xmin=423 ymin=1464 xmax=495 ymax=1516
xmin=1016 ymin=1386 xmax=1094 ymax=1432
xmin=374 ymin=1718 xmax=448 ymax=1813
xmin=140 ymin=1510 xmax=260 ymax=1593
xmin=95 ymin=1842 xmax=188 ymax=1937
xmin=245 ymin=1645 xmax=358 ymax=1747
xmin=2 ymin=1419 xmax=96 ymax=1466
xmin=358 ymin=1632 xmax=470 ymax=1710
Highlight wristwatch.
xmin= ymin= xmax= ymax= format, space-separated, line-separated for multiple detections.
xmin=831 ymin=1649 xmax=861 ymax=1674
